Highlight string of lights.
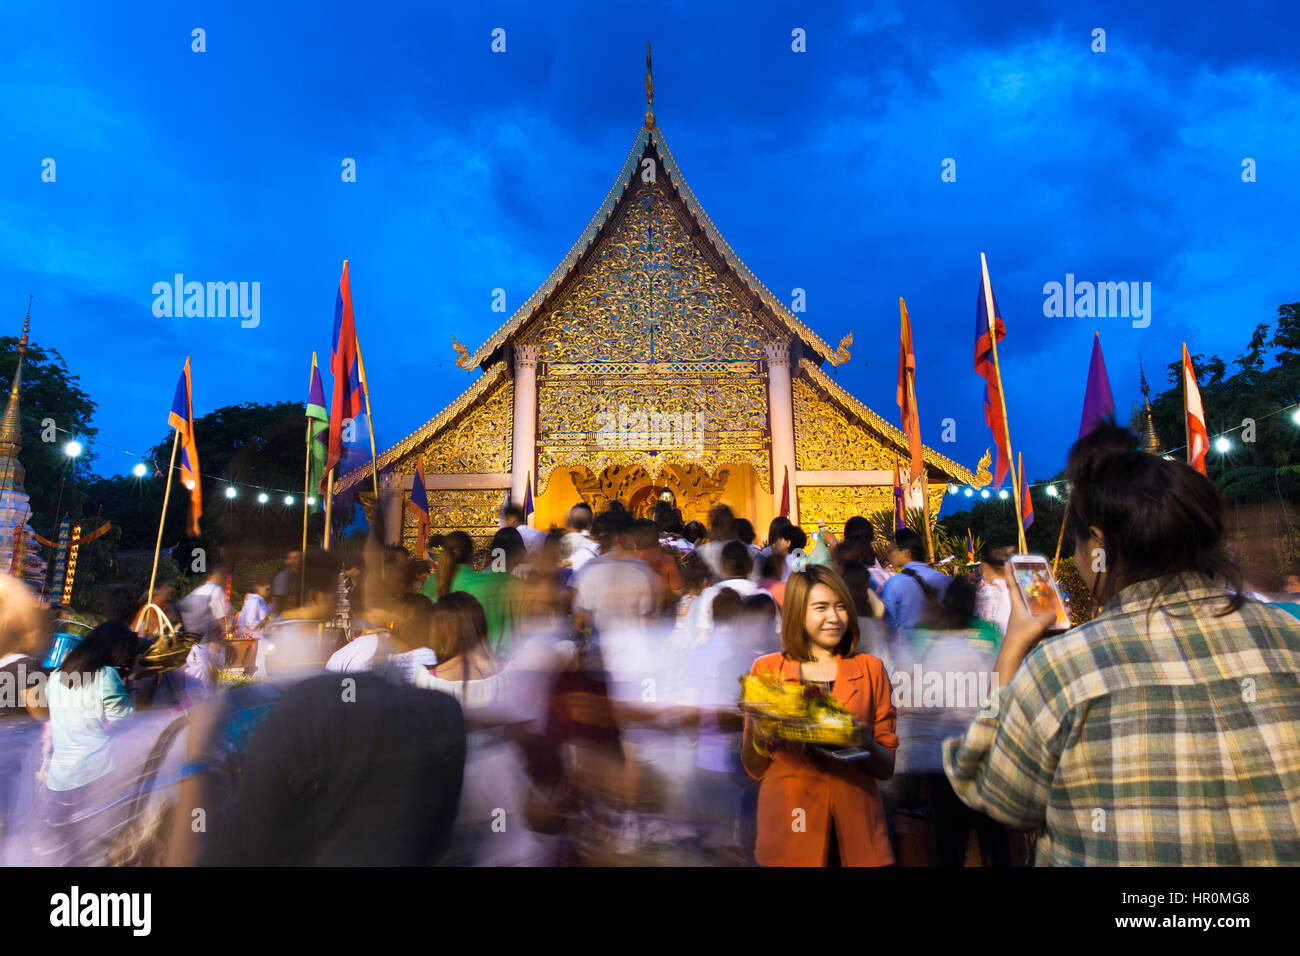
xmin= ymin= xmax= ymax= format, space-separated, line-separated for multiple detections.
xmin=48 ymin=398 xmax=1300 ymax=510
xmin=47 ymin=422 xmax=329 ymax=506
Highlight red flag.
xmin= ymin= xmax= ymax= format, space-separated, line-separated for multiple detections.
xmin=897 ymin=298 xmax=924 ymax=483
xmin=779 ymin=466 xmax=790 ymax=518
xmin=1183 ymin=344 xmax=1209 ymax=476
xmin=326 ymin=261 xmax=366 ymax=480
xmin=975 ymin=259 xmax=1011 ymax=489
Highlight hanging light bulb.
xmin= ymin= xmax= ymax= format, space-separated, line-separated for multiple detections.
xmin=257 ymin=492 xmax=269 ymax=504
xmin=132 ymin=463 xmax=148 ymax=478
xmin=225 ymin=486 xmax=238 ymax=499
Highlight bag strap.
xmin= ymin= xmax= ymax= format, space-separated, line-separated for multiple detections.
xmin=899 ymin=568 xmax=943 ymax=621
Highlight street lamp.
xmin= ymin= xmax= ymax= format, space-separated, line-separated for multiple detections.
xmin=1046 ymin=485 xmax=1058 ymax=498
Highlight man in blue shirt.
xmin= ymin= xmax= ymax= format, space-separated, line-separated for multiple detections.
xmin=880 ymin=529 xmax=951 ymax=637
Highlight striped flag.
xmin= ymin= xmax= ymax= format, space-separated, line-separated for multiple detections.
xmin=897 ymin=298 xmax=924 ymax=482
xmin=965 ymin=528 xmax=975 ymax=564
xmin=307 ymin=352 xmax=329 ymax=502
xmin=1183 ymin=344 xmax=1209 ymax=476
xmin=167 ymin=357 xmax=202 ymax=537
xmin=1020 ymin=465 xmax=1035 ymax=530
xmin=327 ymin=261 xmax=367 ymax=479
xmin=407 ymin=456 xmax=429 ymax=556
xmin=975 ymin=262 xmax=1011 ymax=489
xmin=522 ymin=470 xmax=534 ymax=523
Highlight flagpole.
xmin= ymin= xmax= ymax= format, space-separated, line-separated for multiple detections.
xmin=903 ymin=334 xmax=935 ymax=563
xmin=355 ymin=344 xmax=382 ymax=520
xmin=1182 ymin=344 xmax=1191 ymax=467
xmin=301 ymin=356 xmax=314 ymax=606
xmin=1051 ymin=493 xmax=1069 ymax=576
xmin=323 ymin=469 xmax=334 ymax=549
xmin=147 ymin=430 xmax=181 ymax=605
xmin=981 ymin=253 xmax=1026 ymax=553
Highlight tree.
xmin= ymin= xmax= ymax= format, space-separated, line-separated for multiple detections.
xmin=0 ymin=336 xmax=98 ymax=536
xmin=85 ymin=400 xmax=326 ymax=571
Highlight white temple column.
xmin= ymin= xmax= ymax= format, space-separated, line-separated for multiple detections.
xmin=765 ymin=341 xmax=798 ymax=524
xmin=380 ymin=471 xmax=404 ymax=546
xmin=511 ymin=343 xmax=540 ymax=522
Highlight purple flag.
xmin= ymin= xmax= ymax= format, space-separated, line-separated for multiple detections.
xmin=1078 ymin=333 xmax=1115 ymax=437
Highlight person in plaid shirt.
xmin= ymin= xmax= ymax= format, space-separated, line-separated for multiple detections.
xmin=944 ymin=423 xmax=1300 ymax=865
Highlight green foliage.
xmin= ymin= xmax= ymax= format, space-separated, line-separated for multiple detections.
xmin=0 ymin=336 xmax=98 ymax=535
xmin=87 ymin=400 xmax=327 ymax=564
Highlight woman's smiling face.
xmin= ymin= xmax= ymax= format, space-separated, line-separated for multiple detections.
xmin=804 ymin=582 xmax=849 ymax=653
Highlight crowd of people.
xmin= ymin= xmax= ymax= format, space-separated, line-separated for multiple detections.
xmin=1 ymin=422 xmax=1298 ymax=866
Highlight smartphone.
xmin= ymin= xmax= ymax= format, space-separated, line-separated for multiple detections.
xmin=1008 ymin=554 xmax=1071 ymax=631
xmin=825 ymin=746 xmax=874 ymax=762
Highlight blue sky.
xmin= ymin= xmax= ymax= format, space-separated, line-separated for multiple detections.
xmin=2 ymin=0 xmax=1297 ymax=505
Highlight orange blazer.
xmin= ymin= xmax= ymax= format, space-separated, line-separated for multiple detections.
xmin=746 ymin=652 xmax=898 ymax=867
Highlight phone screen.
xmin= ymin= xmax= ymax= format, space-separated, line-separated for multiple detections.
xmin=1011 ymin=556 xmax=1070 ymax=630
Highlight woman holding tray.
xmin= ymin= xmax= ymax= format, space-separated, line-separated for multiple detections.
xmin=741 ymin=564 xmax=898 ymax=866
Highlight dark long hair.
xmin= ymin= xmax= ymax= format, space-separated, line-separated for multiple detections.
xmin=1066 ymin=422 xmax=1244 ymax=612
xmin=59 ymin=621 xmax=138 ymax=686
xmin=436 ymin=532 xmax=474 ymax=598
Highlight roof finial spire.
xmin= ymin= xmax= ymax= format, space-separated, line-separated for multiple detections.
xmin=1138 ymin=354 xmax=1162 ymax=455
xmin=644 ymin=42 xmax=655 ymax=128
xmin=19 ymin=295 xmax=30 ymax=353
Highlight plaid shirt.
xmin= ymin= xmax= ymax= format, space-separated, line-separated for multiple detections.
xmin=943 ymin=572 xmax=1300 ymax=865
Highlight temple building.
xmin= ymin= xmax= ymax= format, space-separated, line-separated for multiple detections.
xmin=0 ymin=305 xmax=50 ymax=590
xmin=340 ymin=49 xmax=988 ymax=549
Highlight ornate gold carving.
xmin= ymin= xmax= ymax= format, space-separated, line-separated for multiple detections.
xmin=337 ymin=363 xmax=510 ymax=493
xmin=793 ymin=376 xmax=890 ymax=471
xmin=452 ymin=336 xmax=475 ymax=369
xmin=393 ymin=378 xmax=513 ymax=476
xmin=972 ymin=449 xmax=992 ymax=489
xmin=797 ymin=485 xmax=947 ymax=531
xmin=534 ymin=361 xmax=769 ymax=494
xmin=829 ymin=330 xmax=853 ymax=366
xmin=522 ymin=181 xmax=776 ymax=363
xmin=401 ymin=490 xmax=504 ymax=553
xmin=794 ymin=361 xmax=977 ymax=486
xmin=568 ymin=462 xmax=729 ymax=525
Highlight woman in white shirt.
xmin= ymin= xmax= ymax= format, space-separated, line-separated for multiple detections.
xmin=414 ymin=591 xmax=543 ymax=865
xmin=40 ymin=621 xmax=138 ymax=864
xmin=974 ymin=544 xmax=1015 ymax=636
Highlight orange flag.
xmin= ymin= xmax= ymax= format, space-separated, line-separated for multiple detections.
xmin=1182 ymin=344 xmax=1209 ymax=476
xmin=897 ymin=298 xmax=924 ymax=482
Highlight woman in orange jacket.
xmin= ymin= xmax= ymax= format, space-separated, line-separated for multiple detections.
xmin=741 ymin=565 xmax=898 ymax=866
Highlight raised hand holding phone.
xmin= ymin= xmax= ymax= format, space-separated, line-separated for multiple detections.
xmin=995 ymin=560 xmax=1065 ymax=686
